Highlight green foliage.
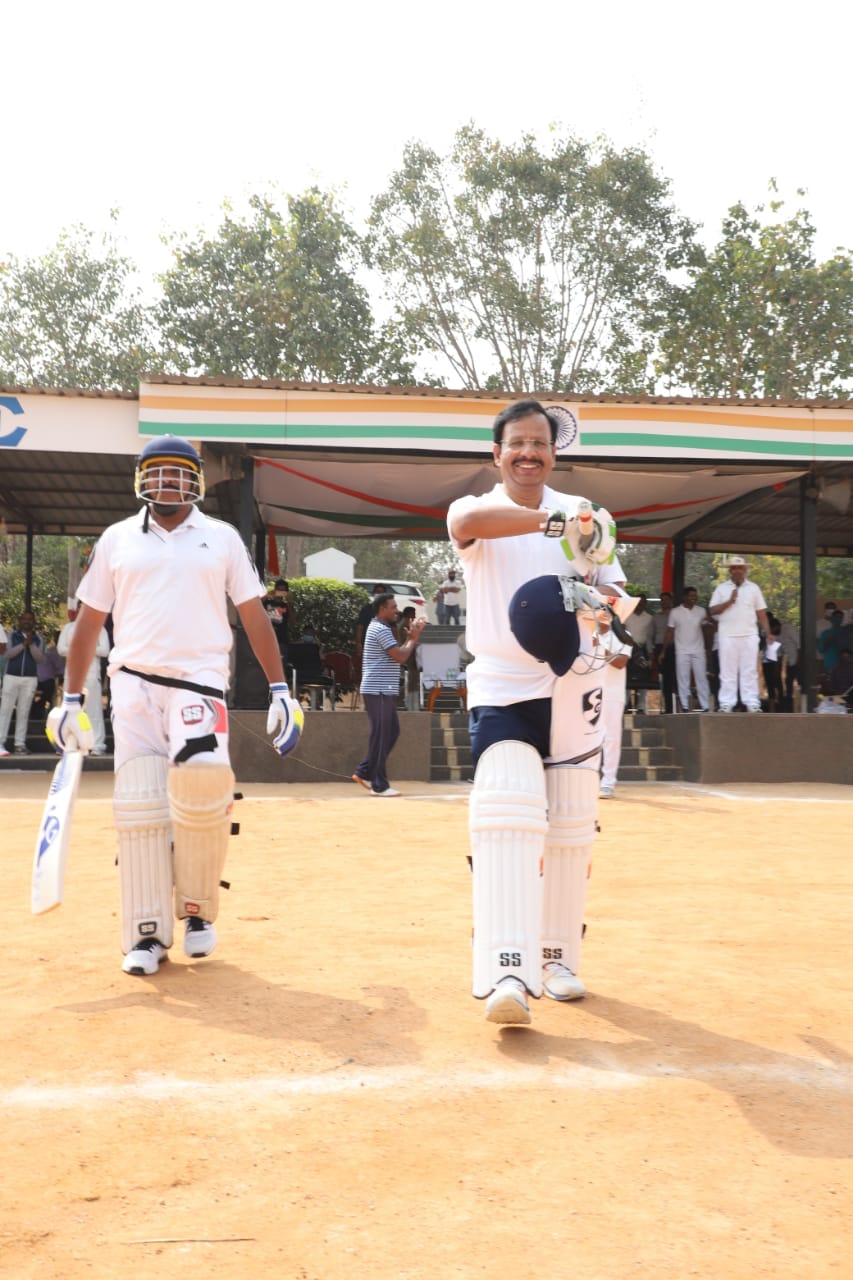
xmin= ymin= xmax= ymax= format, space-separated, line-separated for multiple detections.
xmin=816 ymin=558 xmax=853 ymax=603
xmin=157 ymin=191 xmax=416 ymax=384
xmin=367 ymin=124 xmax=696 ymax=392
xmin=0 ymin=219 xmax=155 ymax=391
xmin=0 ymin=535 xmax=71 ymax=629
xmin=656 ymin=192 xmax=853 ymax=398
xmin=284 ymin=578 xmax=369 ymax=655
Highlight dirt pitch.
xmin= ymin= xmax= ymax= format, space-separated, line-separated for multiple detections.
xmin=2 ymin=771 xmax=852 ymax=1280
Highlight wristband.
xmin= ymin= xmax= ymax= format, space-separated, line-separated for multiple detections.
xmin=542 ymin=510 xmax=567 ymax=538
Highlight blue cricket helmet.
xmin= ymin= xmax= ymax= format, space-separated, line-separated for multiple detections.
xmin=509 ymin=575 xmax=582 ymax=677
xmin=135 ymin=435 xmax=205 ymax=505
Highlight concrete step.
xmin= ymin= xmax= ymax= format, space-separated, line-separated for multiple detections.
xmin=0 ymin=749 xmax=114 ymax=774
xmin=618 ymin=764 xmax=684 ymax=782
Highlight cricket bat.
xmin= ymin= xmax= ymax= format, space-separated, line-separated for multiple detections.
xmin=31 ymin=751 xmax=85 ymax=915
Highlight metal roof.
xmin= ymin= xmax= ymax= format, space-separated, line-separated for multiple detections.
xmin=1 ymin=382 xmax=851 ymax=551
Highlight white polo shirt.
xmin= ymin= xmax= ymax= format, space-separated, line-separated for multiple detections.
xmin=77 ymin=506 xmax=264 ymax=686
xmin=448 ymin=483 xmax=625 ymax=708
xmin=709 ymin=578 xmax=766 ymax=638
xmin=667 ymin=604 xmax=708 ymax=655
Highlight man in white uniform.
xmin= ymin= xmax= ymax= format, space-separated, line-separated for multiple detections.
xmin=48 ymin=436 xmax=304 ymax=976
xmin=663 ymin=586 xmax=711 ymax=713
xmin=448 ymin=399 xmax=630 ymax=1026
xmin=57 ymin=602 xmax=111 ymax=754
xmin=708 ymin=556 xmax=770 ymax=713
xmin=598 ymin=627 xmax=632 ymax=798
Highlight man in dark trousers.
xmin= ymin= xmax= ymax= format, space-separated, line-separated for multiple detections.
xmin=352 ymin=593 xmax=426 ymax=797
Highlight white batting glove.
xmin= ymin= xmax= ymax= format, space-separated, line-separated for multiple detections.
xmin=46 ymin=693 xmax=94 ymax=754
xmin=266 ymin=682 xmax=304 ymax=758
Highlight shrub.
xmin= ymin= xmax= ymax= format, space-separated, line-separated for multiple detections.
xmin=284 ymin=578 xmax=369 ymax=655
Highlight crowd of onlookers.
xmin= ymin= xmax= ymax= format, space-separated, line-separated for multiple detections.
xmin=625 ymin=588 xmax=853 ymax=715
xmin=3 ymin=576 xmax=852 ymax=752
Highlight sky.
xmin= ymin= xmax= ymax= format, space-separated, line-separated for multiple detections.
xmin=4 ymin=0 xmax=851 ymax=285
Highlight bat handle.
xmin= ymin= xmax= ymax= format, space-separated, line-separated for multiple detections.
xmin=577 ymin=500 xmax=594 ymax=552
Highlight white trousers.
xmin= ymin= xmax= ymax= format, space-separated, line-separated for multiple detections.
xmin=676 ymin=649 xmax=710 ymax=711
xmin=0 ymin=674 xmax=38 ymax=748
xmin=600 ymin=665 xmax=627 ymax=789
xmin=718 ymin=634 xmax=761 ymax=711
xmin=84 ymin=662 xmax=107 ymax=753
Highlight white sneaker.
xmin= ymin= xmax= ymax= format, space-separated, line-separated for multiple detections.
xmin=485 ymin=977 xmax=531 ymax=1025
xmin=122 ymin=939 xmax=168 ymax=976
xmin=351 ymin=773 xmax=372 ymax=791
xmin=0 ymin=746 xmax=9 ymax=758
xmin=543 ymin=961 xmax=586 ymax=1001
xmin=184 ymin=917 xmax=217 ymax=958
xmin=599 ymin=784 xmax=614 ymax=799
xmin=371 ymin=787 xmax=401 ymax=797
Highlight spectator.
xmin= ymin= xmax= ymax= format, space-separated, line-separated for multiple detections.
xmin=432 ymin=587 xmax=447 ymax=626
xmin=439 ymin=569 xmax=463 ymax=625
xmin=663 ymin=587 xmax=711 ymax=713
xmin=822 ymin=647 xmax=853 ymax=707
xmin=262 ymin=579 xmax=291 ymax=658
xmin=0 ymin=610 xmax=46 ymax=755
xmin=355 ymin=583 xmax=387 ymax=661
xmin=625 ymin=593 xmax=653 ymax=713
xmin=817 ymin=610 xmax=850 ymax=674
xmin=397 ymin=606 xmax=420 ymax=710
xmin=708 ymin=556 xmax=770 ymax=714
xmin=816 ymin=602 xmax=836 ymax=644
xmin=778 ymin=616 xmax=801 ymax=711
xmin=33 ymin=629 xmax=66 ymax=723
xmin=599 ymin=625 xmax=632 ymax=798
xmin=650 ymin=592 xmax=675 ymax=713
xmin=761 ymin=620 xmax=784 ymax=710
xmin=352 ymin=593 xmax=426 ymax=797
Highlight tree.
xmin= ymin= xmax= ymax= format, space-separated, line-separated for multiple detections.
xmin=157 ymin=191 xmax=416 ymax=384
xmin=0 ymin=534 xmax=75 ymax=629
xmin=656 ymin=193 xmax=853 ymax=399
xmin=0 ymin=220 xmax=155 ymax=391
xmin=367 ymin=125 xmax=696 ymax=393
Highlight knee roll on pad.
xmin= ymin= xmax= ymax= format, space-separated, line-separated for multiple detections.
xmin=542 ymin=765 xmax=599 ymax=975
xmin=113 ymin=755 xmax=173 ymax=953
xmin=169 ymin=763 xmax=236 ymax=924
xmin=469 ymin=740 xmax=547 ymax=998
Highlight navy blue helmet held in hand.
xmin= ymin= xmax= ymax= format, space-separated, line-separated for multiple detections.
xmin=509 ymin=576 xmax=582 ymax=677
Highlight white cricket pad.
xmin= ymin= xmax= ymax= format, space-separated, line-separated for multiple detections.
xmin=113 ymin=755 xmax=173 ymax=952
xmin=469 ymin=740 xmax=548 ymax=998
xmin=542 ymin=765 xmax=599 ymax=975
xmin=169 ymin=763 xmax=236 ymax=923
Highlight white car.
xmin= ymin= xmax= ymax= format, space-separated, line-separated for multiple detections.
xmin=353 ymin=579 xmax=428 ymax=621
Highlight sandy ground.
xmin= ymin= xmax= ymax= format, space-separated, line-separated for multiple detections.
xmin=2 ymin=770 xmax=852 ymax=1280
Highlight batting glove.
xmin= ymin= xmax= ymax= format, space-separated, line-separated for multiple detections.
xmin=46 ymin=693 xmax=94 ymax=754
xmin=266 ymin=682 xmax=304 ymax=758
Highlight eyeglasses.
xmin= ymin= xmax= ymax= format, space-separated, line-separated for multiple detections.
xmin=499 ymin=437 xmax=553 ymax=453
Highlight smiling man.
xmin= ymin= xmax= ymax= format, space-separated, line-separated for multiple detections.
xmin=448 ymin=399 xmax=628 ymax=1026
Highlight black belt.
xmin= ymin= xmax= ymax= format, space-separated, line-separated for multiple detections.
xmin=120 ymin=666 xmax=225 ymax=699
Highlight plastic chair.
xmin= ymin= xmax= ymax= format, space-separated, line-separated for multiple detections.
xmin=287 ymin=642 xmax=336 ymax=710
xmin=322 ymin=651 xmax=359 ymax=709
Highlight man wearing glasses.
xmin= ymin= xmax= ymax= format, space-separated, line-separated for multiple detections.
xmin=448 ymin=399 xmax=628 ymax=1026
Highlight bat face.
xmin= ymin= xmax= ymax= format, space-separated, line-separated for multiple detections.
xmin=32 ymin=752 xmax=84 ymax=915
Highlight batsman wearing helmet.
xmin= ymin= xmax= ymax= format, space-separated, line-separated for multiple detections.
xmin=48 ymin=435 xmax=303 ymax=976
xmin=448 ymin=399 xmax=633 ymax=1026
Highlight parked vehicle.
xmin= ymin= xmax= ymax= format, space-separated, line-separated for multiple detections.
xmin=353 ymin=579 xmax=428 ymax=621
